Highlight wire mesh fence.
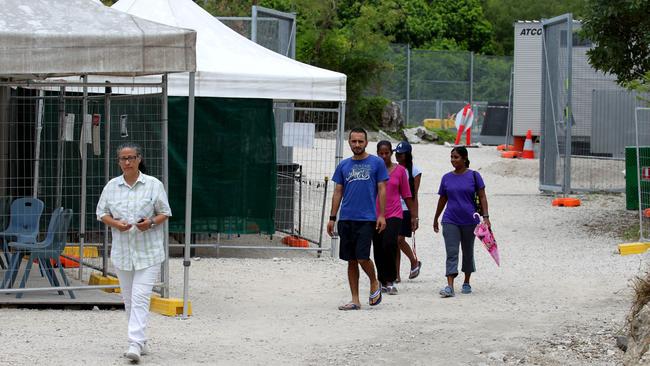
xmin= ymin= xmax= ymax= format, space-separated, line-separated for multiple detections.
xmin=218 ymin=6 xmax=296 ymax=58
xmin=635 ymin=108 xmax=650 ymax=241
xmin=541 ymin=15 xmax=645 ymax=193
xmin=274 ymin=103 xmax=339 ymax=246
xmin=367 ymin=45 xmax=512 ymax=141
xmin=0 ymin=81 xmax=166 ymax=299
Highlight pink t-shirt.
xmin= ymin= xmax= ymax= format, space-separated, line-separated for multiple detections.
xmin=376 ymin=164 xmax=412 ymax=219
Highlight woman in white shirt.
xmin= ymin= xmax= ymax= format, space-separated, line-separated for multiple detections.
xmin=96 ymin=143 xmax=171 ymax=363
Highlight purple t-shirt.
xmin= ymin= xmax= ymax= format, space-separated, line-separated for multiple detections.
xmin=438 ymin=169 xmax=485 ymax=225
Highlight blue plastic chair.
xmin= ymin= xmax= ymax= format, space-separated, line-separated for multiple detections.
xmin=0 ymin=197 xmax=44 ymax=265
xmin=3 ymin=208 xmax=75 ymax=299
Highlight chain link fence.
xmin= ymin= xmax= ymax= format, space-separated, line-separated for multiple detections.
xmin=541 ymin=14 xmax=647 ymax=193
xmin=367 ymin=45 xmax=512 ymax=142
xmin=0 ymin=81 xmax=167 ymax=301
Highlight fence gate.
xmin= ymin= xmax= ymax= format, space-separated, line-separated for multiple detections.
xmin=540 ymin=14 xmax=573 ymax=193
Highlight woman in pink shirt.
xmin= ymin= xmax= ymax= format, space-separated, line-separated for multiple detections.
xmin=373 ymin=141 xmax=418 ymax=295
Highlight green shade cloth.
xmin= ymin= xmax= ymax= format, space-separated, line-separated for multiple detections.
xmin=168 ymin=97 xmax=276 ymax=234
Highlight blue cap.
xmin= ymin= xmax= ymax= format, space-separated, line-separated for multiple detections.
xmin=394 ymin=141 xmax=412 ymax=153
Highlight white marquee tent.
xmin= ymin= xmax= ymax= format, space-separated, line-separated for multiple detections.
xmin=112 ymin=0 xmax=347 ymax=102
xmin=0 ymin=0 xmax=197 ymax=315
xmin=0 ymin=0 xmax=196 ymax=79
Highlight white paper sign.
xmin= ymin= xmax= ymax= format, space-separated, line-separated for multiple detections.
xmin=63 ymin=113 xmax=75 ymax=141
xmin=81 ymin=114 xmax=92 ymax=144
xmin=282 ymin=122 xmax=315 ymax=148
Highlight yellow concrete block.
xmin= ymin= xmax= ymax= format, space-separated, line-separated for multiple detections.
xmin=444 ymin=118 xmax=456 ymax=129
xmin=63 ymin=246 xmax=99 ymax=258
xmin=423 ymin=118 xmax=456 ymax=130
xmin=88 ymin=272 xmax=120 ymax=293
xmin=150 ymin=295 xmax=192 ymax=317
xmin=618 ymin=242 xmax=650 ymax=256
xmin=423 ymin=118 xmax=442 ymax=129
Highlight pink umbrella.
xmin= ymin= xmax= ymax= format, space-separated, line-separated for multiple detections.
xmin=473 ymin=213 xmax=500 ymax=266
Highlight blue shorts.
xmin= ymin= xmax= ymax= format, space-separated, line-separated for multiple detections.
xmin=337 ymin=220 xmax=375 ymax=261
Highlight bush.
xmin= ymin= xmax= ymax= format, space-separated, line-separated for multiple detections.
xmin=429 ymin=128 xmax=455 ymax=144
xmin=348 ymin=96 xmax=390 ymax=130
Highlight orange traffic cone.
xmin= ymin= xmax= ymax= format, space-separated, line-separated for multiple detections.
xmin=521 ymin=129 xmax=535 ymax=159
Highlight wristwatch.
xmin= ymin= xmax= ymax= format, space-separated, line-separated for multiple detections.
xmin=149 ymin=218 xmax=156 ymax=229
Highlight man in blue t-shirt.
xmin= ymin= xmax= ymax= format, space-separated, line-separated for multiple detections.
xmin=327 ymin=127 xmax=389 ymax=311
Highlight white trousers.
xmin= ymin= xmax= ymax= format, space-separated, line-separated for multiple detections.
xmin=115 ymin=264 xmax=160 ymax=347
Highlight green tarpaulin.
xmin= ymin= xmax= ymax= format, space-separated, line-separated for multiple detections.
xmin=168 ymin=97 xmax=276 ymax=234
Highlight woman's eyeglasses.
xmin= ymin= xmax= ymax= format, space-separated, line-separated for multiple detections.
xmin=118 ymin=155 xmax=139 ymax=163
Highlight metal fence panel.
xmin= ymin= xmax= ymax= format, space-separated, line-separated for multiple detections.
xmin=540 ymin=16 xmax=571 ymax=192
xmin=0 ymin=81 xmax=166 ymax=299
xmin=541 ymin=14 xmax=646 ymax=193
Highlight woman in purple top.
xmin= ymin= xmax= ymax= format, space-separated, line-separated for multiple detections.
xmin=373 ymin=141 xmax=417 ymax=295
xmin=433 ymin=146 xmax=491 ymax=298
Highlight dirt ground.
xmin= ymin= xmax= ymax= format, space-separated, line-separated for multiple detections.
xmin=0 ymin=142 xmax=647 ymax=365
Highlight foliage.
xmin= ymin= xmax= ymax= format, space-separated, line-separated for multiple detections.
xmin=349 ymin=96 xmax=390 ymax=130
xmin=483 ymin=0 xmax=586 ymax=55
xmin=428 ymin=128 xmax=455 ymax=145
xmin=581 ymin=0 xmax=650 ymax=90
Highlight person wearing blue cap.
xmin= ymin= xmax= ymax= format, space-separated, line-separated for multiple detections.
xmin=394 ymin=141 xmax=423 ymax=282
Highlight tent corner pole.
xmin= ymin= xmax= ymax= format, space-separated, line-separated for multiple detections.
xmin=161 ymin=74 xmax=170 ymax=299
xmin=182 ymin=72 xmax=196 ymax=319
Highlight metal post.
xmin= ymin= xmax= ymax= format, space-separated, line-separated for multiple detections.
xmin=636 ymin=107 xmax=644 ymax=239
xmin=79 ymin=75 xmax=89 ymax=280
xmin=405 ymin=45 xmax=411 ymax=125
xmin=564 ymin=15 xmax=573 ymax=195
xmin=102 ymin=84 xmax=112 ymax=277
xmin=251 ymin=6 xmax=258 ymax=43
xmin=505 ymin=68 xmax=514 ymax=148
xmin=182 ymin=72 xmax=196 ymax=319
xmin=469 ymin=52 xmax=474 ymax=105
xmin=317 ymin=177 xmax=329 ymax=256
xmin=297 ymin=165 xmax=302 ymax=235
xmin=33 ymin=90 xmax=44 ymax=197
xmin=161 ymin=74 xmax=170 ymax=298
xmin=335 ymin=102 xmax=346 ymax=166
xmin=55 ymin=87 xmax=65 ymax=209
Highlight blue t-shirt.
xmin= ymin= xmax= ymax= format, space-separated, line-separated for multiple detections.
xmin=332 ymin=155 xmax=389 ymax=221
xmin=438 ymin=169 xmax=485 ymax=225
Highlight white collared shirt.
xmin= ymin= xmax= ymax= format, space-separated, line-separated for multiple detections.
xmin=96 ymin=172 xmax=172 ymax=271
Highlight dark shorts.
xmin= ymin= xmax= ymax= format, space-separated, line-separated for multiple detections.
xmin=399 ymin=210 xmax=412 ymax=237
xmin=337 ymin=220 xmax=375 ymax=261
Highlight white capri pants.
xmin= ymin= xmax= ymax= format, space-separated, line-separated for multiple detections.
xmin=115 ymin=264 xmax=160 ymax=347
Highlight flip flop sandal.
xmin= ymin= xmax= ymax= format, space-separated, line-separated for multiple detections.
xmin=338 ymin=303 xmax=361 ymax=311
xmin=408 ymin=261 xmax=422 ymax=279
xmin=369 ymin=288 xmax=382 ymax=306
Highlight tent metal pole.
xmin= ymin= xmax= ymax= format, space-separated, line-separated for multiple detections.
xmin=103 ymin=84 xmax=111 ymax=277
xmin=161 ymin=74 xmax=170 ymax=298
xmin=79 ymin=75 xmax=88 ymax=280
xmin=182 ymin=72 xmax=196 ymax=319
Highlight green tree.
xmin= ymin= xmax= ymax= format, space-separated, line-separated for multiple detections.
xmin=483 ymin=0 xmax=585 ymax=55
xmin=581 ymin=0 xmax=650 ymax=88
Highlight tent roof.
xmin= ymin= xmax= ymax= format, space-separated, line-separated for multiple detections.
xmin=0 ymin=0 xmax=196 ymax=79
xmin=112 ymin=0 xmax=346 ymax=101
